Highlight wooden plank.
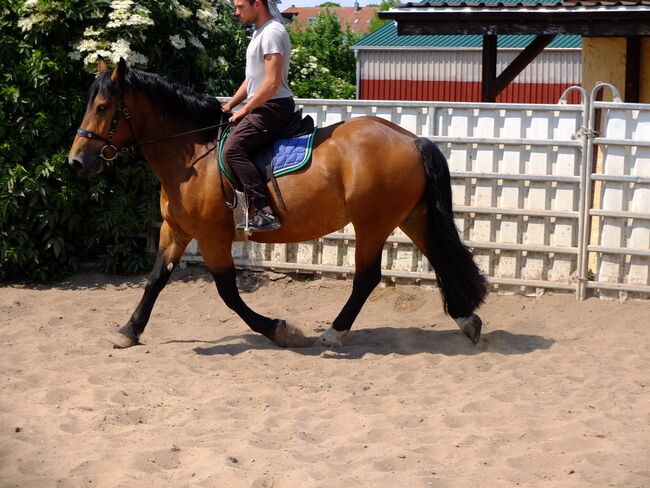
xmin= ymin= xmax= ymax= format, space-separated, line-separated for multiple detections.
xmin=625 ymin=36 xmax=641 ymax=103
xmin=482 ymin=35 xmax=498 ymax=102
xmin=494 ymin=35 xmax=556 ymax=96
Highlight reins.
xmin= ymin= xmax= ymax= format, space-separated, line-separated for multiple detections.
xmin=75 ymin=89 xmax=237 ymax=209
xmin=75 ymin=90 xmax=231 ymax=160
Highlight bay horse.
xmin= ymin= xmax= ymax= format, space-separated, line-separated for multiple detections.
xmin=68 ymin=58 xmax=487 ymax=349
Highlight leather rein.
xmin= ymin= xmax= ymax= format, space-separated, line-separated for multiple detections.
xmin=75 ymin=90 xmax=231 ymax=161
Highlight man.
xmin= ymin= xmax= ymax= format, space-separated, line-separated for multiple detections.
xmin=222 ymin=0 xmax=294 ymax=232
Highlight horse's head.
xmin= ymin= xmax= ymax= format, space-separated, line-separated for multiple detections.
xmin=68 ymin=58 xmax=134 ymax=177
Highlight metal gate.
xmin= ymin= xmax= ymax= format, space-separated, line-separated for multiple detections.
xmin=181 ymin=88 xmax=650 ymax=300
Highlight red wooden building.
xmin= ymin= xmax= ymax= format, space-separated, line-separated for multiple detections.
xmin=352 ymin=21 xmax=582 ymax=103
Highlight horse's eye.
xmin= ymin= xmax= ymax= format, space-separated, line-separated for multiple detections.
xmin=97 ymin=105 xmax=108 ymax=114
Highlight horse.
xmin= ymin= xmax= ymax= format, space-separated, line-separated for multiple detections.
xmin=68 ymin=58 xmax=488 ymax=349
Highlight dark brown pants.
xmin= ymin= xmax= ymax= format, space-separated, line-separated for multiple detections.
xmin=223 ymin=97 xmax=295 ymax=209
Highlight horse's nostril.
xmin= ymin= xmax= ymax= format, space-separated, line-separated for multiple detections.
xmin=69 ymin=158 xmax=84 ymax=171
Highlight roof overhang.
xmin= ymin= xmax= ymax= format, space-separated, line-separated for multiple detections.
xmin=379 ymin=5 xmax=650 ymax=36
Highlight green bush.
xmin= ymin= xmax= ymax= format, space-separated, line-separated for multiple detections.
xmin=0 ymin=0 xmax=245 ymax=281
xmin=288 ymin=9 xmax=361 ymax=99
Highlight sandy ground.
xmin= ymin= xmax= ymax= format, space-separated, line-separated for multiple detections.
xmin=0 ymin=267 xmax=648 ymax=488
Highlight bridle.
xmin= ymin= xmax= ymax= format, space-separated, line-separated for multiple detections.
xmin=75 ymin=89 xmax=231 ymax=161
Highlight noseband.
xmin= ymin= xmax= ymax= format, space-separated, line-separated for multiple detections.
xmin=76 ymin=91 xmax=231 ymax=161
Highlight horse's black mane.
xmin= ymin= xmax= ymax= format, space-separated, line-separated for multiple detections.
xmin=89 ymin=68 xmax=224 ymax=142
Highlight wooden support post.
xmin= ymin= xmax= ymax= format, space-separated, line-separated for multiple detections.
xmin=495 ymin=35 xmax=556 ymax=96
xmin=625 ymin=36 xmax=641 ymax=103
xmin=482 ymin=34 xmax=498 ymax=102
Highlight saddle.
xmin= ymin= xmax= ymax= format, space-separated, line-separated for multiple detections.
xmin=218 ymin=110 xmax=317 ymax=210
xmin=252 ymin=110 xmax=315 ymax=181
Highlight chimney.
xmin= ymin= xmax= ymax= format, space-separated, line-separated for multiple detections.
xmin=354 ymin=1 xmax=360 ymax=12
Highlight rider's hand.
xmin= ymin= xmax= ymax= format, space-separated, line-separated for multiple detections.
xmin=229 ymin=106 xmax=249 ymax=124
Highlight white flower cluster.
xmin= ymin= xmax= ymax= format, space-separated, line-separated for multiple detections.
xmin=107 ymin=0 xmax=154 ymax=28
xmin=169 ymin=34 xmax=186 ymax=50
xmin=195 ymin=8 xmax=218 ymax=29
xmin=72 ymin=32 xmax=149 ymax=66
xmin=71 ymin=0 xmax=153 ymax=68
xmin=188 ymin=35 xmax=205 ymax=50
xmin=111 ymin=38 xmax=148 ymax=65
xmin=18 ymin=15 xmax=37 ymax=32
xmin=69 ymin=0 xmax=217 ymax=71
xmin=173 ymin=0 xmax=192 ymax=20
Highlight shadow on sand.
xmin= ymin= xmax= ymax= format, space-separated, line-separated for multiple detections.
xmin=187 ymin=326 xmax=555 ymax=359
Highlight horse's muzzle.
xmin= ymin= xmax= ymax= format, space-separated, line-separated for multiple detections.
xmin=68 ymin=152 xmax=105 ymax=177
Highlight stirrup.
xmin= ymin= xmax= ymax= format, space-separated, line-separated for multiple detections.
xmin=237 ymin=210 xmax=281 ymax=232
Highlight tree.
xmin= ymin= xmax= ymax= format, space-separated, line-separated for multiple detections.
xmin=287 ymin=9 xmax=361 ymax=99
xmin=369 ymin=0 xmax=398 ymax=32
xmin=0 ymin=0 xmax=245 ymax=281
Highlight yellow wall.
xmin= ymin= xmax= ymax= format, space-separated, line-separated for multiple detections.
xmin=582 ymin=36 xmax=650 ymax=102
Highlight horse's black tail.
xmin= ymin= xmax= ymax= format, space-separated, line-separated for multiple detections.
xmin=414 ymin=137 xmax=488 ymax=318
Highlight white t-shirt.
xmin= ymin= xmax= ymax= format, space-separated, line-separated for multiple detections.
xmin=245 ymin=19 xmax=293 ymax=100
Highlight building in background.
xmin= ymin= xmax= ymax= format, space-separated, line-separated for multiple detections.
xmin=282 ymin=2 xmax=379 ymax=34
xmin=352 ymin=21 xmax=582 ymax=103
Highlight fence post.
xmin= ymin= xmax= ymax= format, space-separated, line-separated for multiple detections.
xmin=559 ymin=86 xmax=590 ymax=300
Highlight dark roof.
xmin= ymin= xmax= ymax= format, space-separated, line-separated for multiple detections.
xmin=380 ymin=0 xmax=650 ymax=35
xmin=398 ymin=0 xmax=650 ymax=5
xmin=353 ymin=20 xmax=581 ymax=48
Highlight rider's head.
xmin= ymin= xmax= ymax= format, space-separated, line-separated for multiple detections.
xmin=233 ymin=0 xmax=270 ymax=26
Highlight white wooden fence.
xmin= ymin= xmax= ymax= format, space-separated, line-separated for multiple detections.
xmin=181 ymin=89 xmax=650 ymax=300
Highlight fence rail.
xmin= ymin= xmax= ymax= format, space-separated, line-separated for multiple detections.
xmin=181 ymin=89 xmax=650 ymax=300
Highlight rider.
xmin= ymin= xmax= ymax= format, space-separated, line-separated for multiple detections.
xmin=222 ymin=0 xmax=295 ymax=232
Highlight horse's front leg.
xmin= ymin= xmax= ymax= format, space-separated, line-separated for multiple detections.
xmin=202 ymin=239 xmax=308 ymax=347
xmin=109 ymin=222 xmax=190 ymax=348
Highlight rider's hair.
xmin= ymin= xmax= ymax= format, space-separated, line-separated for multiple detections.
xmin=247 ymin=0 xmax=269 ymax=6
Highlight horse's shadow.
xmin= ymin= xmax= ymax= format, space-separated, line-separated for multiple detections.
xmin=185 ymin=326 xmax=554 ymax=359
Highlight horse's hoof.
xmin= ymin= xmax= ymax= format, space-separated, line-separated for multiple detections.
xmin=106 ymin=324 xmax=140 ymax=349
xmin=315 ymin=328 xmax=349 ymax=348
xmin=455 ymin=314 xmax=482 ymax=345
xmin=271 ymin=319 xmax=311 ymax=348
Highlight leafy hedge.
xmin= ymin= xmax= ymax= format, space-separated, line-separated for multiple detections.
xmin=288 ymin=9 xmax=361 ymax=99
xmin=0 ymin=0 xmax=246 ymax=281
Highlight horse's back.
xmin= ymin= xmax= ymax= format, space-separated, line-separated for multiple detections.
xmin=314 ymin=116 xmax=416 ymax=145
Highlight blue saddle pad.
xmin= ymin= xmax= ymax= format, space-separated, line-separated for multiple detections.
xmin=219 ymin=127 xmax=318 ymax=183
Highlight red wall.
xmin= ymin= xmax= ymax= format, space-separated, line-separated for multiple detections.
xmin=360 ymin=80 xmax=582 ymax=104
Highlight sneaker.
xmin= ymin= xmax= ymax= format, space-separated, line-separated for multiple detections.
xmin=237 ymin=210 xmax=282 ymax=232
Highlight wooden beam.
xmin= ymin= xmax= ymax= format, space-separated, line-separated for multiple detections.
xmin=494 ymin=35 xmax=556 ymax=96
xmin=482 ymin=35 xmax=498 ymax=102
xmin=625 ymin=36 xmax=641 ymax=103
xmin=389 ymin=14 xmax=650 ymax=37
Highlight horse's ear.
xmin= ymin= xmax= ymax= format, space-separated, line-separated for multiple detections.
xmin=97 ymin=55 xmax=109 ymax=73
xmin=110 ymin=57 xmax=128 ymax=90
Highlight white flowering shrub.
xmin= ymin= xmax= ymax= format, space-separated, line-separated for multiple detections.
xmin=287 ymin=9 xmax=360 ymax=99
xmin=1 ymin=0 xmax=246 ymax=280
xmin=289 ymin=46 xmax=355 ymax=99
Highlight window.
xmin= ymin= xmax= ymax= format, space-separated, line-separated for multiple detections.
xmin=307 ymin=17 xmax=315 ymax=24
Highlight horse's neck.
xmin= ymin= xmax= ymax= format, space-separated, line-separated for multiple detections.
xmin=135 ymin=102 xmax=209 ymax=184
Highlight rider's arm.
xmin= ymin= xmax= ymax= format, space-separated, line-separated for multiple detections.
xmin=229 ymin=53 xmax=284 ymax=123
xmin=222 ymin=80 xmax=248 ymax=113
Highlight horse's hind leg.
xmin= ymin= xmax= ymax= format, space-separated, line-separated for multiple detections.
xmin=108 ymin=222 xmax=190 ymax=348
xmin=399 ymin=200 xmax=484 ymax=344
xmin=316 ymin=231 xmax=386 ymax=347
